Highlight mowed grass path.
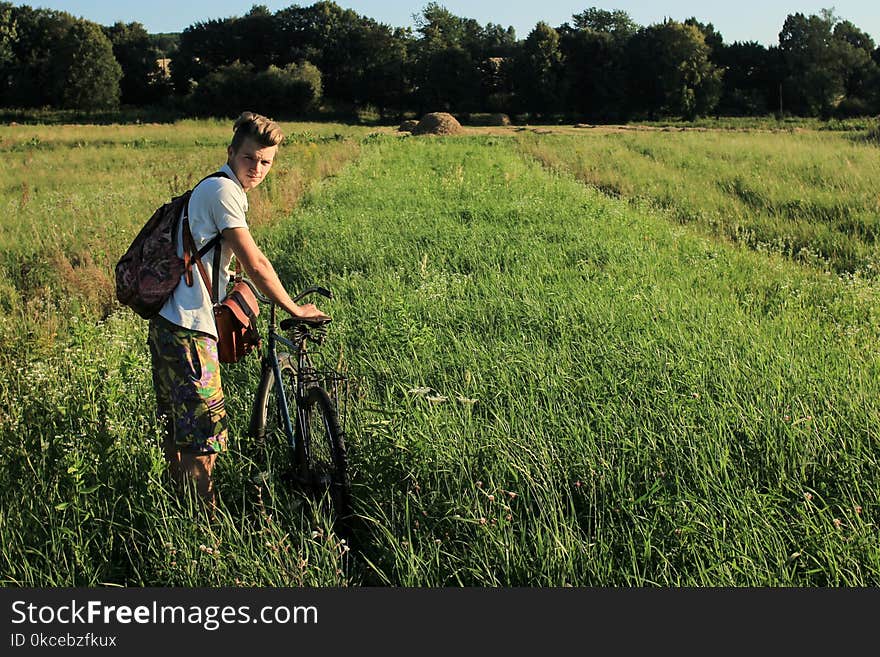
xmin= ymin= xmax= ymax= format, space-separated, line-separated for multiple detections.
xmin=519 ymin=130 xmax=880 ymax=275
xmin=1 ymin=131 xmax=878 ymax=586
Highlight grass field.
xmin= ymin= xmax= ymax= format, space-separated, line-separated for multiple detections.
xmin=1 ymin=119 xmax=878 ymax=586
xmin=518 ymin=127 xmax=880 ymax=275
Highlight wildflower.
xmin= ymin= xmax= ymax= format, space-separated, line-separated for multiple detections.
xmin=506 ymin=514 xmax=512 ymax=521
xmin=833 ymin=518 xmax=843 ymax=529
xmin=487 ymin=494 xmax=495 ymax=502
xmin=508 ymin=491 xmax=517 ymax=499
xmin=479 ymin=517 xmax=487 ymax=525
xmin=855 ymin=505 xmax=863 ymax=515
xmin=804 ymin=492 xmax=813 ymax=501
xmin=574 ymin=480 xmax=582 ymax=488
xmin=475 ymin=481 xmax=483 ymax=488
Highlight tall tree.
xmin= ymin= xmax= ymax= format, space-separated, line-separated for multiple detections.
xmin=0 ymin=2 xmax=14 ymax=67
xmin=684 ymin=17 xmax=724 ymax=60
xmin=571 ymin=7 xmax=637 ymax=37
xmin=53 ymin=20 xmax=122 ymax=110
xmin=171 ymin=17 xmax=235 ymax=95
xmin=233 ymin=5 xmax=279 ymax=71
xmin=104 ymin=21 xmax=169 ymax=106
xmin=716 ymin=40 xmax=778 ymax=115
xmin=559 ymin=7 xmax=639 ymax=121
xmin=513 ymin=22 xmax=565 ymax=117
xmin=276 ymin=2 xmax=409 ymax=111
xmin=410 ymin=3 xmax=482 ymax=111
xmin=0 ymin=2 xmax=16 ymax=101
xmin=778 ymin=10 xmax=842 ymax=116
xmin=627 ymin=20 xmax=723 ymax=119
xmin=4 ymin=6 xmax=76 ymax=107
xmin=831 ymin=19 xmax=879 ymax=114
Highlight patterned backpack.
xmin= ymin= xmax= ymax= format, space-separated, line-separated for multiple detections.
xmin=114 ymin=172 xmax=227 ymax=319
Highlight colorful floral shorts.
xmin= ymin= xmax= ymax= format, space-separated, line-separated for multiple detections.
xmin=147 ymin=317 xmax=228 ymax=454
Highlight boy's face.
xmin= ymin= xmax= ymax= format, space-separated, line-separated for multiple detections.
xmin=227 ymin=137 xmax=277 ymax=191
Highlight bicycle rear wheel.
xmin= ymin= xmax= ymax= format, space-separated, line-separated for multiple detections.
xmin=295 ymin=385 xmax=352 ymax=523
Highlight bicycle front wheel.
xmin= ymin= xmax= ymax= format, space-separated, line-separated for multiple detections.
xmin=249 ymin=355 xmax=297 ymax=487
xmin=295 ymin=385 xmax=352 ymax=522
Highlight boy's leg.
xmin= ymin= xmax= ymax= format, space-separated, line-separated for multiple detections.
xmin=178 ymin=451 xmax=218 ymax=509
xmin=148 ymin=318 xmax=228 ymax=511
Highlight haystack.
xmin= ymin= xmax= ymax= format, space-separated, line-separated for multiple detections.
xmin=411 ymin=112 xmax=463 ymax=136
xmin=398 ymin=119 xmax=419 ymax=132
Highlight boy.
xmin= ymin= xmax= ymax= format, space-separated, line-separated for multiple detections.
xmin=148 ymin=111 xmax=329 ymax=509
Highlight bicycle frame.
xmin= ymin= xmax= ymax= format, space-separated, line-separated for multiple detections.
xmin=264 ymin=302 xmax=301 ymax=452
xmin=246 ymin=280 xmax=332 ymax=456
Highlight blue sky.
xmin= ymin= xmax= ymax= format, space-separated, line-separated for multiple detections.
xmin=19 ymin=1 xmax=880 ymax=46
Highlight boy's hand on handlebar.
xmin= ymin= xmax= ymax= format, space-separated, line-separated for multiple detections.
xmin=292 ymin=303 xmax=331 ymax=321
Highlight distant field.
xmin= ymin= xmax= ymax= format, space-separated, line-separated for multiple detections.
xmin=517 ymin=127 xmax=880 ymax=276
xmin=1 ymin=121 xmax=878 ymax=586
xmin=0 ymin=119 xmax=366 ymax=351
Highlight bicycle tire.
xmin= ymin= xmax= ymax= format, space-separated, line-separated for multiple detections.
xmin=295 ymin=385 xmax=352 ymax=523
xmin=249 ymin=355 xmax=297 ymax=486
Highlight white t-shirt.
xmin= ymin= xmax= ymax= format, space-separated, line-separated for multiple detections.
xmin=158 ymin=163 xmax=248 ymax=339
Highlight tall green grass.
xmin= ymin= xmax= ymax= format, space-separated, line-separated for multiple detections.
xmin=1 ymin=129 xmax=879 ymax=586
xmin=518 ymin=129 xmax=880 ymax=275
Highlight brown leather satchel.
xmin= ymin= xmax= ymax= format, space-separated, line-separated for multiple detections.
xmin=213 ymin=276 xmax=261 ymax=363
xmin=183 ymin=221 xmax=261 ymax=364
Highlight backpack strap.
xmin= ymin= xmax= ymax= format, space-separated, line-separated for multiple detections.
xmin=180 ymin=170 xmax=230 ymax=298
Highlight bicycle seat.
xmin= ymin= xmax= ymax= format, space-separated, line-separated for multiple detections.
xmin=280 ymin=316 xmax=332 ymax=331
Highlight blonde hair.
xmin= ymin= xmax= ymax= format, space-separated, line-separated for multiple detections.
xmin=230 ymin=111 xmax=284 ymax=151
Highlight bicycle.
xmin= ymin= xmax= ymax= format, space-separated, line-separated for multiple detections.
xmin=241 ymin=279 xmax=352 ymax=526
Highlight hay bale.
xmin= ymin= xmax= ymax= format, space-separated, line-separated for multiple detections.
xmin=411 ymin=112 xmax=463 ymax=136
xmin=398 ymin=119 xmax=419 ymax=132
xmin=488 ymin=113 xmax=511 ymax=126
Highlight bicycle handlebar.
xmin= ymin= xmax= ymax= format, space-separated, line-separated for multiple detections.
xmin=237 ymin=278 xmax=332 ymax=306
xmin=293 ymin=285 xmax=333 ymax=303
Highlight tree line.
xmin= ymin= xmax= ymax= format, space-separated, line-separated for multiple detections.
xmin=1 ymin=1 xmax=878 ymax=121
